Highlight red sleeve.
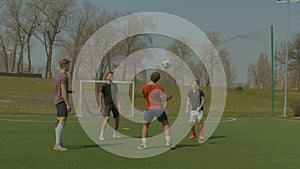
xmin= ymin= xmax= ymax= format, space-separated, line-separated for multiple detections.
xmin=141 ymin=85 xmax=146 ymax=97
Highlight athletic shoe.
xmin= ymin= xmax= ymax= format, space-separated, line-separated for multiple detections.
xmin=113 ymin=133 xmax=121 ymax=139
xmin=188 ymin=134 xmax=196 ymax=139
xmin=137 ymin=143 xmax=146 ymax=150
xmin=53 ymin=145 xmax=68 ymax=151
xmin=166 ymin=142 xmax=176 ymax=149
xmin=98 ymin=135 xmax=104 ymax=140
xmin=75 ymin=114 xmax=84 ymax=117
xmin=199 ymin=132 xmax=205 ymax=141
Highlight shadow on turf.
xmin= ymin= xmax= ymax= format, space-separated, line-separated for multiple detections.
xmin=176 ymin=135 xmax=227 ymax=149
xmin=208 ymin=135 xmax=227 ymax=140
xmin=66 ymin=142 xmax=125 ymax=150
xmin=65 ymin=136 xmax=227 ymax=150
xmin=66 ymin=144 xmax=99 ymax=150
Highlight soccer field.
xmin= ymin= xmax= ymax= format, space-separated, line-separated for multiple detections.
xmin=1 ymin=115 xmax=300 ymax=169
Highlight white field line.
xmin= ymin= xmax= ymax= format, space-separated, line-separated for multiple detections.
xmin=220 ymin=117 xmax=236 ymax=123
xmin=272 ymin=118 xmax=300 ymax=122
xmin=0 ymin=118 xmax=79 ymax=123
xmin=0 ymin=115 xmax=237 ymax=124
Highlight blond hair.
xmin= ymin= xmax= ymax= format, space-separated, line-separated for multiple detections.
xmin=59 ymin=58 xmax=70 ymax=68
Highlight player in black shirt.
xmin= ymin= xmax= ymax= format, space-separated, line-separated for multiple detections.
xmin=98 ymin=72 xmax=121 ymax=140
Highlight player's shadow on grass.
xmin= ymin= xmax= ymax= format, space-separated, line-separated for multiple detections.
xmin=208 ymin=135 xmax=227 ymax=140
xmin=176 ymin=144 xmax=201 ymax=149
xmin=67 ymin=142 xmax=125 ymax=150
xmin=67 ymin=144 xmax=98 ymax=150
xmin=176 ymin=135 xmax=227 ymax=149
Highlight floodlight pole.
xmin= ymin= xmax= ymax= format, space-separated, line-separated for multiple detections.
xmin=277 ymin=0 xmax=299 ymax=117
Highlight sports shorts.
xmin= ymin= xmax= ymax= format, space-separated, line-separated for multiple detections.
xmin=56 ymin=101 xmax=68 ymax=117
xmin=144 ymin=109 xmax=168 ymax=122
xmin=104 ymin=104 xmax=119 ymax=118
xmin=189 ymin=110 xmax=203 ymax=122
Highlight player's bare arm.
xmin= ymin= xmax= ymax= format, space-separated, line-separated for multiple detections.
xmin=116 ymin=92 xmax=121 ymax=110
xmin=186 ymin=97 xmax=190 ymax=114
xmin=61 ymin=83 xmax=71 ymax=112
xmin=99 ymin=92 xmax=103 ymax=112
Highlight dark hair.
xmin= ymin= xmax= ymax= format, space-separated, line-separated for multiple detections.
xmin=151 ymin=72 xmax=160 ymax=83
xmin=193 ymin=79 xmax=199 ymax=85
xmin=106 ymin=71 xmax=114 ymax=78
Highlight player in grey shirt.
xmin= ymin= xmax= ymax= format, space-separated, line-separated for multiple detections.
xmin=186 ymin=80 xmax=205 ymax=141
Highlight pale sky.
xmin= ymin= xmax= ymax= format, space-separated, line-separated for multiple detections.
xmin=32 ymin=0 xmax=300 ymax=83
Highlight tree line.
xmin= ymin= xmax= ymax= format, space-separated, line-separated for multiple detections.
xmin=0 ymin=0 xmax=119 ymax=78
xmin=248 ymin=33 xmax=300 ymax=90
xmin=1 ymin=0 xmax=299 ymax=89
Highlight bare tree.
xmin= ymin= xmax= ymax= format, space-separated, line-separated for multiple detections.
xmin=167 ymin=38 xmax=194 ymax=85
xmin=8 ymin=0 xmax=25 ymax=72
xmin=0 ymin=0 xmax=22 ymax=73
xmin=248 ymin=53 xmax=271 ymax=89
xmin=276 ymin=33 xmax=300 ymax=89
xmin=207 ymin=32 xmax=236 ymax=87
xmin=34 ymin=0 xmax=75 ymax=78
xmin=62 ymin=1 xmax=107 ymax=79
xmin=0 ymin=37 xmax=8 ymax=72
xmin=248 ymin=63 xmax=258 ymax=88
xmin=219 ymin=49 xmax=237 ymax=87
xmin=0 ymin=0 xmax=22 ymax=72
xmin=95 ymin=12 xmax=124 ymax=80
xmin=66 ymin=8 xmax=125 ymax=81
xmin=21 ymin=0 xmax=39 ymax=72
xmin=289 ymin=33 xmax=300 ymax=89
xmin=206 ymin=32 xmax=220 ymax=46
xmin=117 ymin=14 xmax=153 ymax=81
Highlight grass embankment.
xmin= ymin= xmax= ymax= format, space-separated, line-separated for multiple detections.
xmin=1 ymin=76 xmax=299 ymax=117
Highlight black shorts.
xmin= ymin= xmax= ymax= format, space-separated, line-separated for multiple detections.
xmin=104 ymin=104 xmax=119 ymax=118
xmin=56 ymin=101 xmax=68 ymax=117
xmin=144 ymin=109 xmax=168 ymax=122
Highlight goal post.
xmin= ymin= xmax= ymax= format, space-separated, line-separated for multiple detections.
xmin=79 ymin=80 xmax=135 ymax=117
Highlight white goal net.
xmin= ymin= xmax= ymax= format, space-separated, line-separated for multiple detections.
xmin=78 ymin=80 xmax=135 ymax=117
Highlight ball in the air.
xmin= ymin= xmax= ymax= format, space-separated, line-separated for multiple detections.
xmin=162 ymin=59 xmax=172 ymax=68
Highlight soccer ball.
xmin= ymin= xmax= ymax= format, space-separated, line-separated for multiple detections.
xmin=162 ymin=59 xmax=172 ymax=68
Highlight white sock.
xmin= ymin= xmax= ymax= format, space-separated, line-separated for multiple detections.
xmin=55 ymin=124 xmax=64 ymax=146
xmin=142 ymin=138 xmax=147 ymax=144
xmin=166 ymin=135 xmax=171 ymax=143
xmin=100 ymin=130 xmax=104 ymax=137
xmin=113 ymin=130 xmax=118 ymax=135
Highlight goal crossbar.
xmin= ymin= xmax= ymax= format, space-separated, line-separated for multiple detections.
xmin=79 ymin=80 xmax=135 ymax=117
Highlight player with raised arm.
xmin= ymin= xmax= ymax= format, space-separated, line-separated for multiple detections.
xmin=138 ymin=71 xmax=176 ymax=149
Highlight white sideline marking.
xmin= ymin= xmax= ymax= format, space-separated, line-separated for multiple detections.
xmin=0 ymin=116 xmax=236 ymax=124
xmin=3 ymin=116 xmax=300 ymax=125
xmin=273 ymin=118 xmax=300 ymax=122
xmin=0 ymin=118 xmax=79 ymax=123
xmin=221 ymin=117 xmax=236 ymax=123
